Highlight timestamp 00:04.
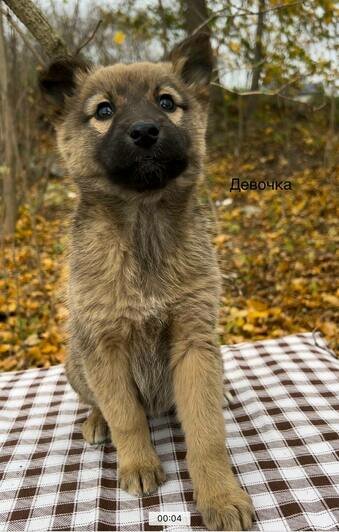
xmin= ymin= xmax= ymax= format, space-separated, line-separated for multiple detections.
xmin=149 ymin=511 xmax=191 ymax=526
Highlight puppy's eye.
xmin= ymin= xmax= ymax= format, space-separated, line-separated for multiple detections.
xmin=159 ymin=94 xmax=176 ymax=112
xmin=95 ymin=102 xmax=114 ymax=120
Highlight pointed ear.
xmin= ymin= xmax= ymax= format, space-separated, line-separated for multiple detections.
xmin=168 ymin=32 xmax=214 ymax=89
xmin=39 ymin=57 xmax=91 ymax=110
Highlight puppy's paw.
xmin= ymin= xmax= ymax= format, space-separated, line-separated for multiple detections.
xmin=198 ymin=487 xmax=254 ymax=531
xmin=223 ymin=389 xmax=234 ymax=407
xmin=119 ymin=464 xmax=166 ymax=496
xmin=82 ymin=409 xmax=111 ymax=445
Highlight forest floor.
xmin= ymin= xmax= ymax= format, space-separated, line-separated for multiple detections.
xmin=0 ymin=119 xmax=338 ymax=371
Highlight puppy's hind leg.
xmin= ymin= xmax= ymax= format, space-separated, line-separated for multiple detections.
xmin=65 ymin=345 xmax=111 ymax=445
xmin=65 ymin=344 xmax=96 ymax=405
xmin=82 ymin=407 xmax=111 ymax=445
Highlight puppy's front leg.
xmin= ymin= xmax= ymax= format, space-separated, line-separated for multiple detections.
xmin=171 ymin=299 xmax=254 ymax=531
xmin=83 ymin=338 xmax=165 ymax=495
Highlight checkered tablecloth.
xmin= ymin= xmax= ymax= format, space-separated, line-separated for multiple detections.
xmin=0 ymin=332 xmax=338 ymax=531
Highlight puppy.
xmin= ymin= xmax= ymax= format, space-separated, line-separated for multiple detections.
xmin=40 ymin=33 xmax=253 ymax=531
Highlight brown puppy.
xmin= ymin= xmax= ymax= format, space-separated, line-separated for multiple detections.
xmin=40 ymin=33 xmax=254 ymax=531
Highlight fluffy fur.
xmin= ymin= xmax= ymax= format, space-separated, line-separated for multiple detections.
xmin=40 ymin=33 xmax=253 ymax=530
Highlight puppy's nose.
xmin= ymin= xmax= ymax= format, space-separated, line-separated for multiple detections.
xmin=129 ymin=121 xmax=160 ymax=148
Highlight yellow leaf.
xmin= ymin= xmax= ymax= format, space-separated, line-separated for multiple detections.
xmin=213 ymin=234 xmax=229 ymax=247
xmin=291 ymin=278 xmax=305 ymax=292
xmin=55 ymin=348 xmax=66 ymax=363
xmin=247 ymin=309 xmax=269 ymax=321
xmin=7 ymin=301 xmax=16 ymax=313
xmin=42 ymin=257 xmax=53 ymax=270
xmin=321 ymin=294 xmax=339 ymax=307
xmin=0 ymin=344 xmax=11 ymax=353
xmin=27 ymin=346 xmax=40 ymax=357
xmin=230 ymin=307 xmax=247 ymax=318
xmin=25 ymin=300 xmax=40 ymax=311
xmin=271 ymin=329 xmax=285 ymax=337
xmin=229 ymin=41 xmax=240 ymax=53
xmin=113 ymin=31 xmax=126 ymax=45
xmin=0 ymin=331 xmax=13 ymax=341
xmin=1 ymin=358 xmax=17 ymax=371
xmin=41 ymin=343 xmax=58 ymax=354
xmin=270 ymin=307 xmax=282 ymax=317
xmin=240 ymin=163 xmax=256 ymax=171
xmin=234 ymin=256 xmax=246 ymax=268
xmin=247 ymin=299 xmax=268 ymax=312
xmin=24 ymin=333 xmax=40 ymax=346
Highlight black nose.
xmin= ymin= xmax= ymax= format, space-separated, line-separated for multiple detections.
xmin=129 ymin=121 xmax=160 ymax=148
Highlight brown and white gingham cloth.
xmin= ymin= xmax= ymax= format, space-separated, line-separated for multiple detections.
xmin=0 ymin=332 xmax=338 ymax=531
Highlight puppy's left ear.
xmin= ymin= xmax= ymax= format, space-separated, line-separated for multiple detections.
xmin=39 ymin=56 xmax=91 ymax=111
xmin=168 ymin=32 xmax=213 ymax=90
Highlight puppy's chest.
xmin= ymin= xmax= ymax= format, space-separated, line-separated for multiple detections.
xmin=73 ymin=230 xmax=174 ymax=323
xmin=129 ymin=318 xmax=174 ymax=416
xmin=97 ymin=242 xmax=174 ymax=414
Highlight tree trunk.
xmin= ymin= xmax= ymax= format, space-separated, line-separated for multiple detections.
xmin=182 ymin=0 xmax=226 ymax=138
xmin=0 ymin=8 xmax=17 ymax=236
xmin=183 ymin=0 xmax=209 ymax=34
xmin=3 ymin=0 xmax=68 ymax=58
xmin=245 ymin=0 xmax=266 ymax=121
xmin=157 ymin=0 xmax=169 ymax=56
xmin=251 ymin=0 xmax=266 ymax=92
xmin=0 ymin=0 xmax=70 ymax=237
xmin=324 ymin=86 xmax=337 ymax=169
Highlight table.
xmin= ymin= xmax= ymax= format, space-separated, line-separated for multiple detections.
xmin=0 ymin=333 xmax=338 ymax=531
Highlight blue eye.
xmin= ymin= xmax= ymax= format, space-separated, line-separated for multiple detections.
xmin=159 ymin=94 xmax=176 ymax=112
xmin=96 ymin=102 xmax=113 ymax=120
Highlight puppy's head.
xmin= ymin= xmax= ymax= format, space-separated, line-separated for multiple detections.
xmin=40 ymin=33 xmax=213 ymax=197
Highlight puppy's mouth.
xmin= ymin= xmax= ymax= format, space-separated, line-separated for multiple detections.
xmin=106 ymin=153 xmax=188 ymax=192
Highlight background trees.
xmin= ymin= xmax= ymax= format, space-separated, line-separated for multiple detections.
xmin=0 ymin=0 xmax=337 ymax=369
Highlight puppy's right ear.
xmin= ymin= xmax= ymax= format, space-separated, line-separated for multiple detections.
xmin=39 ymin=57 xmax=90 ymax=111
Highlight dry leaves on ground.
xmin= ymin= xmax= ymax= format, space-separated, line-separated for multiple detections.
xmin=0 ymin=154 xmax=338 ymax=371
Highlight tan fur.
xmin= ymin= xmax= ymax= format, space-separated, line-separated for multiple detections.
xmin=89 ymin=117 xmax=112 ymax=134
xmin=47 ymin=48 xmax=253 ymax=530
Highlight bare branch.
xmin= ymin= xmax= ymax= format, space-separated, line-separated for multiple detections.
xmin=0 ymin=7 xmax=46 ymax=65
xmin=211 ymin=72 xmax=304 ymax=97
xmin=211 ymin=72 xmax=327 ymax=112
xmin=192 ymin=0 xmax=308 ymax=36
xmin=75 ymin=19 xmax=102 ymax=55
xmin=3 ymin=0 xmax=68 ymax=58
